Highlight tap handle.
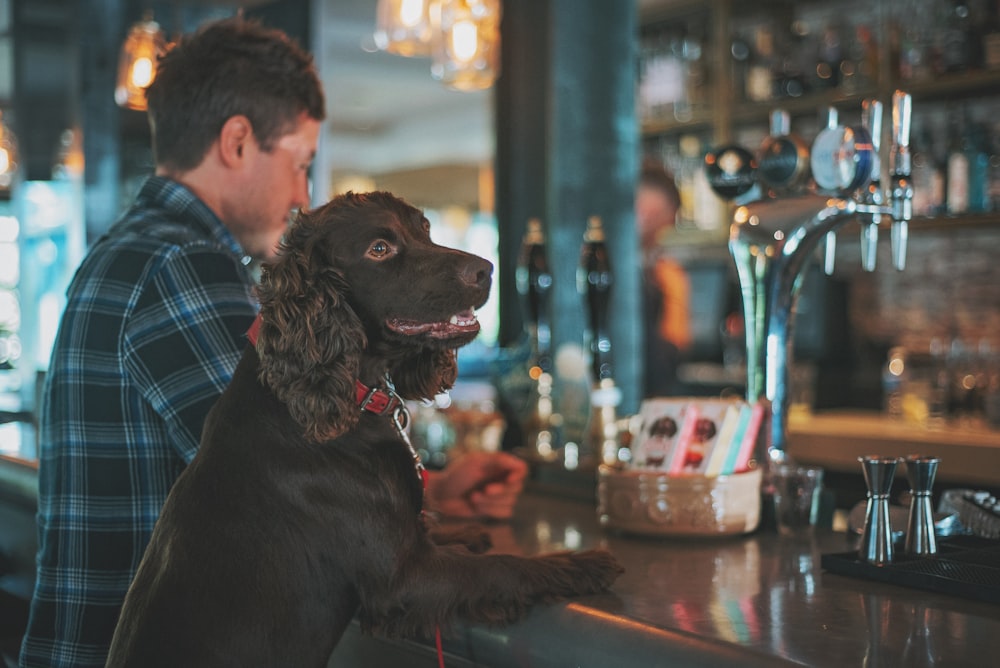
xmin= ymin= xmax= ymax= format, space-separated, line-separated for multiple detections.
xmin=823 ymin=106 xmax=839 ymax=130
xmin=860 ymin=99 xmax=884 ymax=272
xmin=892 ymin=91 xmax=912 ymax=164
xmin=823 ymin=231 xmax=837 ymax=276
xmin=891 ymin=91 xmax=913 ymax=271
xmin=862 ymin=99 xmax=883 ymax=182
xmin=770 ymin=108 xmax=791 ymax=136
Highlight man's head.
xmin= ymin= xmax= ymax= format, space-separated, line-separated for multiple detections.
xmin=146 ymin=16 xmax=325 ymax=172
xmin=146 ymin=17 xmax=326 ymax=260
xmin=636 ymin=158 xmax=680 ymax=249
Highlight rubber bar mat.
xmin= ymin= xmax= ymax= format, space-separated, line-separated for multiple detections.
xmin=821 ymin=535 xmax=1000 ymax=605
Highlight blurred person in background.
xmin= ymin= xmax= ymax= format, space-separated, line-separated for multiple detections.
xmin=636 ymin=157 xmax=692 ymax=397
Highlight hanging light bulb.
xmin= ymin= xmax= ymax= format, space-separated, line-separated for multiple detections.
xmin=373 ymin=0 xmax=435 ymax=57
xmin=431 ymin=0 xmax=501 ymax=91
xmin=0 ymin=110 xmax=19 ymax=197
xmin=115 ymin=13 xmax=166 ymax=111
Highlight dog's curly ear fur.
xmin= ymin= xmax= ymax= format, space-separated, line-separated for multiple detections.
xmin=388 ymin=349 xmax=457 ymax=401
xmin=255 ymin=210 xmax=363 ymax=442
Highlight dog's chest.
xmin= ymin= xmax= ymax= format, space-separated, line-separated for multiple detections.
xmin=354 ymin=414 xmax=427 ymax=510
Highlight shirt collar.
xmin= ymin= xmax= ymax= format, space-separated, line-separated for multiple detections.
xmin=135 ymin=176 xmax=252 ymax=264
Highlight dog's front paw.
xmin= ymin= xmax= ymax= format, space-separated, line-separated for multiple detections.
xmin=565 ymin=549 xmax=625 ymax=593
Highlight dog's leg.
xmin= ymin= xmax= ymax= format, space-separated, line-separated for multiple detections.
xmin=359 ymin=546 xmax=624 ymax=639
xmin=426 ymin=524 xmax=492 ymax=553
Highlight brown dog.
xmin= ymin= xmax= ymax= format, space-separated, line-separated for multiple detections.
xmin=106 ymin=191 xmax=623 ymax=667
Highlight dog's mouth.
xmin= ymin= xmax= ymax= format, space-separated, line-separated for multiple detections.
xmin=386 ymin=308 xmax=480 ymax=340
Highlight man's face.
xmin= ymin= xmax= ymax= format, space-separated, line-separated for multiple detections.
xmin=229 ymin=112 xmax=321 ymax=260
xmin=636 ymin=184 xmax=676 ymax=247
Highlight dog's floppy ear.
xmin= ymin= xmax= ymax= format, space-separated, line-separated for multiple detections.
xmin=255 ymin=209 xmax=363 ymax=442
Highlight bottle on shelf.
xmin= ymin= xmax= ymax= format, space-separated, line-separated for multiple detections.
xmin=896 ymin=1 xmax=933 ymax=82
xmin=983 ymin=0 xmax=1000 ymax=70
xmin=676 ymin=134 xmax=717 ymax=229
xmin=730 ymin=33 xmax=751 ymax=102
xmin=638 ymin=26 xmax=686 ymax=123
xmin=814 ymin=21 xmax=845 ymax=90
xmin=681 ymin=20 xmax=708 ymax=117
xmin=746 ymin=24 xmax=777 ymax=102
xmin=966 ymin=121 xmax=991 ymax=213
xmin=937 ymin=0 xmax=979 ymax=73
xmin=988 ymin=121 xmax=1000 ymax=210
xmin=946 ymin=113 xmax=970 ymax=214
xmin=910 ymin=125 xmax=946 ymax=217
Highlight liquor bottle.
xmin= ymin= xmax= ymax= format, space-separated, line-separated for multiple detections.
xmin=946 ymin=115 xmax=970 ymax=214
xmin=966 ymin=122 xmax=991 ymax=213
xmin=910 ymin=126 xmax=946 ymax=216
xmin=988 ymin=122 xmax=1000 ymax=210
xmin=676 ymin=134 xmax=702 ymax=227
xmin=730 ymin=33 xmax=751 ymax=102
xmin=814 ymin=21 xmax=844 ymax=90
xmin=682 ymin=20 xmax=708 ymax=116
xmin=983 ymin=0 xmax=1000 ymax=70
xmin=938 ymin=0 xmax=977 ymax=73
xmin=746 ymin=24 xmax=776 ymax=102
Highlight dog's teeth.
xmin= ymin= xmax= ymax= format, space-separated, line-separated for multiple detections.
xmin=450 ymin=315 xmax=459 ymax=325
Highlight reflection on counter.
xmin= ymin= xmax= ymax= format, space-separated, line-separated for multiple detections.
xmin=441 ymin=491 xmax=1000 ymax=668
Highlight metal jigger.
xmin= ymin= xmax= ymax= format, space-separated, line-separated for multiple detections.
xmin=860 ymin=456 xmax=900 ymax=566
xmin=904 ymin=455 xmax=939 ymax=556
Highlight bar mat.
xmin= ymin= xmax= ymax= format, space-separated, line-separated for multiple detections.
xmin=821 ymin=535 xmax=1000 ymax=605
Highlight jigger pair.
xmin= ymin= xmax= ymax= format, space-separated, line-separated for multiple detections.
xmin=859 ymin=454 xmax=940 ymax=566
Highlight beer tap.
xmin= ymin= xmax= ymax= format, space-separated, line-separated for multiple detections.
xmin=516 ymin=219 xmax=558 ymax=460
xmin=578 ymin=216 xmax=621 ymax=466
xmin=517 ymin=218 xmax=553 ymax=373
xmin=723 ymin=92 xmax=913 ymax=463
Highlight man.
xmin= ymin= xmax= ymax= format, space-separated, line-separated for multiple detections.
xmin=20 ymin=17 xmax=525 ymax=667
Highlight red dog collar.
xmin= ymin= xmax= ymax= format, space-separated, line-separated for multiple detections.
xmin=355 ymin=380 xmax=403 ymax=416
xmin=246 ymin=314 xmax=401 ymax=417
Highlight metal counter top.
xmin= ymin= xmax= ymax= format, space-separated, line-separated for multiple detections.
xmin=364 ymin=490 xmax=1000 ymax=668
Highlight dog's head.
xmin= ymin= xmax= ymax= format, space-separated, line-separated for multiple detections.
xmin=255 ymin=191 xmax=493 ymax=441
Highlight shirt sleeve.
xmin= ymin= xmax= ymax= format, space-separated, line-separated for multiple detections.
xmin=122 ymin=243 xmax=257 ymax=464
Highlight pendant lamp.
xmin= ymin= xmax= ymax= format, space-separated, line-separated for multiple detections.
xmin=431 ymin=0 xmax=501 ymax=91
xmin=115 ymin=13 xmax=166 ymax=111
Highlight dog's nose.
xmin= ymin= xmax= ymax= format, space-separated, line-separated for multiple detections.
xmin=460 ymin=256 xmax=494 ymax=289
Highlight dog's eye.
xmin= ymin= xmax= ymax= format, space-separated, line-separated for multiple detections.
xmin=368 ymin=240 xmax=393 ymax=259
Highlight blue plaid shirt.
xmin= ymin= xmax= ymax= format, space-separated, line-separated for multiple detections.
xmin=19 ymin=176 xmax=259 ymax=667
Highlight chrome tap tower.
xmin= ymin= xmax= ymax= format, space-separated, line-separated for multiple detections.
xmin=725 ymin=91 xmax=913 ymax=464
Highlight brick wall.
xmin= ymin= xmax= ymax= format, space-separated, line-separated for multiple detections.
xmin=844 ymin=228 xmax=1000 ymax=356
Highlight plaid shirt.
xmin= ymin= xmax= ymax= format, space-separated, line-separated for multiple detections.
xmin=19 ymin=177 xmax=258 ymax=667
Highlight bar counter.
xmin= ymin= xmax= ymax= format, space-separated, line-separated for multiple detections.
xmin=330 ymin=488 xmax=1000 ymax=667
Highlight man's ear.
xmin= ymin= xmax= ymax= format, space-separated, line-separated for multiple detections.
xmin=218 ymin=115 xmax=254 ymax=168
